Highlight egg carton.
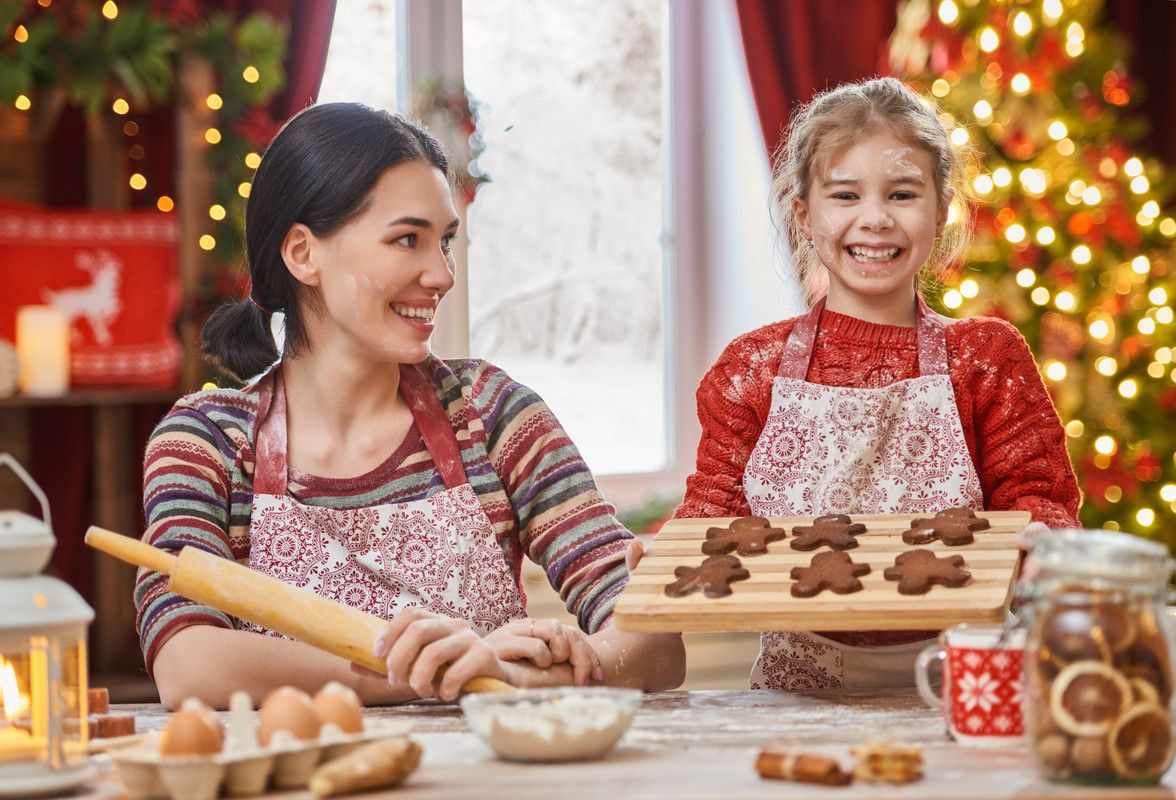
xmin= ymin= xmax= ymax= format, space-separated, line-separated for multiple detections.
xmin=109 ymin=717 xmax=412 ymax=800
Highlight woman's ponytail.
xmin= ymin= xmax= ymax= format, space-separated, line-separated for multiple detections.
xmin=200 ymin=300 xmax=279 ymax=382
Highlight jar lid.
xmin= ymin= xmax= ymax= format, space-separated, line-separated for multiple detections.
xmin=1034 ymin=528 xmax=1174 ymax=584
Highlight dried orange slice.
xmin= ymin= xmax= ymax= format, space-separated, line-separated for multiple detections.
xmin=1130 ymin=677 xmax=1161 ymax=705
xmin=1093 ymin=604 xmax=1138 ymax=654
xmin=1040 ymin=606 xmax=1113 ymax=666
xmin=1050 ymin=661 xmax=1132 ymax=737
xmin=1107 ymin=703 xmax=1174 ymax=782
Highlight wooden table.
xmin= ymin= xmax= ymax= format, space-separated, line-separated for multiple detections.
xmin=80 ymin=690 xmax=1176 ymax=799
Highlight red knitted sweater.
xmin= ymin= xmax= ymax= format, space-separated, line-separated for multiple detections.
xmin=676 ymin=308 xmax=1081 ymax=527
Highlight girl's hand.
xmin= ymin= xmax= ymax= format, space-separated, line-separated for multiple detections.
xmin=626 ymin=538 xmax=645 ymax=571
xmin=484 ymin=618 xmax=603 ymax=686
xmin=372 ymin=608 xmax=510 ymax=702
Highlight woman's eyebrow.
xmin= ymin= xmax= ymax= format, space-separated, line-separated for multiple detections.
xmin=386 ymin=216 xmax=461 ymax=229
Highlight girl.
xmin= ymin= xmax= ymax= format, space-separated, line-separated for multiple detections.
xmin=674 ymin=77 xmax=1079 ymax=690
xmin=136 ymin=103 xmax=684 ymax=708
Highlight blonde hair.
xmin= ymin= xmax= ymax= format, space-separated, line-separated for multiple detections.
xmin=770 ymin=77 xmax=975 ymax=305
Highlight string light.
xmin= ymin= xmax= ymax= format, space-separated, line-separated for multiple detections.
xmin=1055 ymin=290 xmax=1076 ymax=311
xmin=1047 ymin=121 xmax=1067 ymax=140
xmin=245 ymin=152 xmax=262 ymax=169
xmin=1138 ymin=318 xmax=1156 ymax=335
xmin=1160 ymin=218 xmax=1176 ymax=237
xmin=959 ymin=279 xmax=979 ymax=298
xmin=205 ymin=93 xmax=223 ymax=110
xmin=1005 ymin=223 xmax=1026 ymax=243
xmin=938 ymin=0 xmax=959 ymax=25
xmin=1082 ymin=186 xmax=1101 ymax=205
xmin=1099 ymin=157 xmax=1118 ymax=178
xmin=122 ymin=120 xmax=139 ymax=136
xmin=1065 ymin=420 xmax=1085 ymax=438
xmin=13 ymin=95 xmax=30 ymax=111
xmin=1132 ymin=255 xmax=1151 ymax=275
xmin=979 ymin=27 xmax=1000 ymax=53
xmin=1158 ymin=347 xmax=1173 ymax=364
xmin=242 ymin=65 xmax=260 ymax=83
xmin=1150 ymin=288 xmax=1168 ymax=305
xmin=950 ymin=127 xmax=969 ymax=146
xmin=973 ymin=100 xmax=994 ymax=123
xmin=1045 ymin=361 xmax=1067 ymax=381
xmin=992 ymin=167 xmax=1012 ymax=187
xmin=13 ymin=25 xmax=28 ymax=43
xmin=199 ymin=235 xmax=216 ymax=250
xmin=1031 ymin=287 xmax=1050 ymax=305
xmin=1096 ymin=356 xmax=1118 ymax=376
xmin=1088 ymin=319 xmax=1110 ymax=340
xmin=934 ymin=79 xmax=953 ymax=98
xmin=205 ymin=128 xmax=222 ymax=144
xmin=1043 ymin=0 xmax=1063 ymax=22
xmin=111 ymin=98 xmax=129 ymax=115
xmin=1020 ymin=168 xmax=1047 ymax=195
xmin=238 ymin=182 xmax=251 ymax=198
xmin=1106 ymin=486 xmax=1123 ymax=503
xmin=129 ymin=173 xmax=146 ymax=190
xmin=1071 ymin=245 xmax=1091 ymax=264
xmin=1055 ymin=138 xmax=1075 ymax=156
xmin=1141 ymin=200 xmax=1160 ymax=219
xmin=208 ymin=204 xmax=226 ymax=221
xmin=1149 ymin=363 xmax=1166 ymax=379
xmin=974 ymin=175 xmax=994 ymax=195
xmin=1161 ymin=484 xmax=1176 ymax=503
xmin=1130 ymin=175 xmax=1150 ymax=194
xmin=156 ymin=196 xmax=174 ymax=212
xmin=1124 ymin=157 xmax=1144 ymax=177
xmin=1118 ymin=379 xmax=1138 ymax=398
xmin=1010 ymin=73 xmax=1031 ymax=95
xmin=1012 ymin=11 xmax=1033 ymax=36
xmin=1016 ymin=268 xmax=1036 ymax=287
xmin=1094 ymin=435 xmax=1117 ymax=455
xmin=1035 ymin=226 xmax=1056 ymax=245
xmin=101 ymin=1 xmax=118 ymax=19
xmin=943 ymin=290 xmax=963 ymax=309
xmin=1137 ymin=508 xmax=1155 ymax=527
xmin=1158 ymin=307 xmax=1174 ymax=324
xmin=1066 ymin=37 xmax=1084 ymax=58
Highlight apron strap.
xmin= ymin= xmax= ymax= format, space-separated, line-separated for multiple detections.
xmin=398 ymin=363 xmax=471 ymax=491
xmin=776 ymin=295 xmax=951 ymax=379
xmin=775 ymin=299 xmax=825 ymax=380
xmin=252 ymin=371 xmax=290 ymax=496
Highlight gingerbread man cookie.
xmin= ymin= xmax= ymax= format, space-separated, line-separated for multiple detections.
xmin=902 ymin=507 xmax=991 ymax=546
xmin=790 ymin=514 xmax=866 ymax=551
xmin=664 ymin=554 xmax=751 ymax=598
xmin=883 ymin=549 xmax=971 ymax=595
xmin=702 ymin=516 xmax=787 ymax=557
xmin=790 ymin=551 xmax=872 ymax=597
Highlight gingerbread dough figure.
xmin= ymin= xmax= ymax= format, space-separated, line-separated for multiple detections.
xmin=702 ymin=516 xmax=787 ymax=557
xmin=790 ymin=514 xmax=866 ymax=551
xmin=790 ymin=551 xmax=872 ymax=597
xmin=902 ymin=507 xmax=990 ymax=546
xmin=664 ymin=554 xmax=751 ymax=598
xmin=883 ymin=549 xmax=971 ymax=595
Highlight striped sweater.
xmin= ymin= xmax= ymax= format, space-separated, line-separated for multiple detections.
xmin=135 ymin=355 xmax=633 ymax=676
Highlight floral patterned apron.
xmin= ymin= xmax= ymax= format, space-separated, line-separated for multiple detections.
xmin=744 ymin=296 xmax=983 ymax=689
xmin=243 ymin=364 xmax=526 ymax=638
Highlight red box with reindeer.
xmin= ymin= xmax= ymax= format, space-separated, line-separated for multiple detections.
xmin=0 ymin=200 xmax=181 ymax=388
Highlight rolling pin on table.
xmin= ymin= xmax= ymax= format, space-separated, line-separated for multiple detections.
xmin=84 ymin=526 xmax=514 ymax=694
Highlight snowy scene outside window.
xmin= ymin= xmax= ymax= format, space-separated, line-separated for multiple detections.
xmin=317 ymin=0 xmax=398 ymax=110
xmin=463 ymin=0 xmax=667 ymax=475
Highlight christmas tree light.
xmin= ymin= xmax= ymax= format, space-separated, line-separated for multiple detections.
xmin=891 ymin=0 xmax=1176 ymax=544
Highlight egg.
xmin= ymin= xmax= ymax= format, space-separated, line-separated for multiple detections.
xmin=258 ymin=686 xmax=321 ymax=745
xmin=313 ymin=682 xmax=365 ymax=734
xmin=159 ymin=702 xmax=222 ymax=756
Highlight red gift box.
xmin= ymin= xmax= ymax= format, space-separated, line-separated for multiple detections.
xmin=0 ymin=200 xmax=181 ymax=388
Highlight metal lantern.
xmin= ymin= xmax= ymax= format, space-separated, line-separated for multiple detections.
xmin=0 ymin=453 xmax=94 ymax=796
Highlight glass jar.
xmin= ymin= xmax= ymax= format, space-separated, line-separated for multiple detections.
xmin=1025 ymin=528 xmax=1175 ymax=785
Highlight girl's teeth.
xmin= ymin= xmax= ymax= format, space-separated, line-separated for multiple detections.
xmin=849 ymin=246 xmax=900 ymax=262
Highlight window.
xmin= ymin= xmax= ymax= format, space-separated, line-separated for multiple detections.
xmin=462 ymin=1 xmax=667 ymax=476
xmin=317 ymin=0 xmax=399 ymax=109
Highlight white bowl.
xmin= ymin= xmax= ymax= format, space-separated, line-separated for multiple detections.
xmin=460 ymin=687 xmax=642 ymax=762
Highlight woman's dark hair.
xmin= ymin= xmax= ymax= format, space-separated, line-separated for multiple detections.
xmin=201 ymin=103 xmax=450 ymax=381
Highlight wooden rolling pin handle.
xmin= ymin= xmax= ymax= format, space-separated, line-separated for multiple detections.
xmin=85 ymin=526 xmax=178 ymax=575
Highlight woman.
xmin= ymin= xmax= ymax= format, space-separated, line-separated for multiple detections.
xmin=136 ymin=103 xmax=684 ymax=708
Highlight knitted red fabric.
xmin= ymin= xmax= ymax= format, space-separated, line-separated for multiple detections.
xmin=676 ymin=308 xmax=1081 ymax=528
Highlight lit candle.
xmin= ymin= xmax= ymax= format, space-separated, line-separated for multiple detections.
xmin=15 ymin=306 xmax=69 ymax=396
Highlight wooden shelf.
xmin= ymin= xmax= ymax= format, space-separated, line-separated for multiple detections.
xmin=0 ymin=388 xmax=180 ymax=408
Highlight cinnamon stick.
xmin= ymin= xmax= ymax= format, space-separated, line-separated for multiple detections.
xmin=756 ymin=749 xmax=853 ymax=786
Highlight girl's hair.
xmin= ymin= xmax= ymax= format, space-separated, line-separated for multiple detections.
xmin=770 ymin=76 xmax=975 ymax=305
xmin=201 ymin=102 xmax=450 ymax=381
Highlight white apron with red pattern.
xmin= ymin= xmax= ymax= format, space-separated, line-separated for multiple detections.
xmin=744 ymin=296 xmax=984 ymax=690
xmin=243 ymin=364 xmax=526 ymax=638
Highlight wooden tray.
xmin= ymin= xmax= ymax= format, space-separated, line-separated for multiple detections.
xmin=613 ymin=511 xmax=1030 ymax=633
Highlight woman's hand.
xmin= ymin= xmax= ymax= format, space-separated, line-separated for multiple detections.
xmin=371 ymin=608 xmax=509 ymax=702
xmin=484 ymin=618 xmax=603 ymax=686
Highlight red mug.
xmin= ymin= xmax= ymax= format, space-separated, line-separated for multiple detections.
xmin=915 ymin=624 xmax=1025 ymax=745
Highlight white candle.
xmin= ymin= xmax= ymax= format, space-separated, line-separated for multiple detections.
xmin=15 ymin=306 xmax=69 ymax=396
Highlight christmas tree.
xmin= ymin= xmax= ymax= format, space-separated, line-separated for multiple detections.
xmin=889 ymin=0 xmax=1176 ymax=547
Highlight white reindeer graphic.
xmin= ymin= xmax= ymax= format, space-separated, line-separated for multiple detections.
xmin=42 ymin=249 xmax=123 ymax=346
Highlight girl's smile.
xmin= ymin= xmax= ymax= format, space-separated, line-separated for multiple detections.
xmin=795 ymin=128 xmax=948 ymax=325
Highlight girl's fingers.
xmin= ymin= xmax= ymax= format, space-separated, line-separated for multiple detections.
xmin=625 ymin=539 xmax=645 ymax=571
xmin=436 ymin=645 xmax=504 ymax=702
xmin=373 ymin=606 xmax=437 ymax=659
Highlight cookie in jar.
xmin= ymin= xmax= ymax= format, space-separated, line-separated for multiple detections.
xmin=1025 ymin=529 xmax=1175 ymax=785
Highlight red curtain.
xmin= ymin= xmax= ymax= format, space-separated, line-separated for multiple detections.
xmin=736 ymin=0 xmax=1176 ymax=169
xmin=35 ymin=1 xmax=336 ymax=602
xmin=734 ymin=0 xmax=897 ymax=154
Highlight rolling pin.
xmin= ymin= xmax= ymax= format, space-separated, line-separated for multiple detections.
xmin=85 ymin=526 xmax=514 ymax=694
